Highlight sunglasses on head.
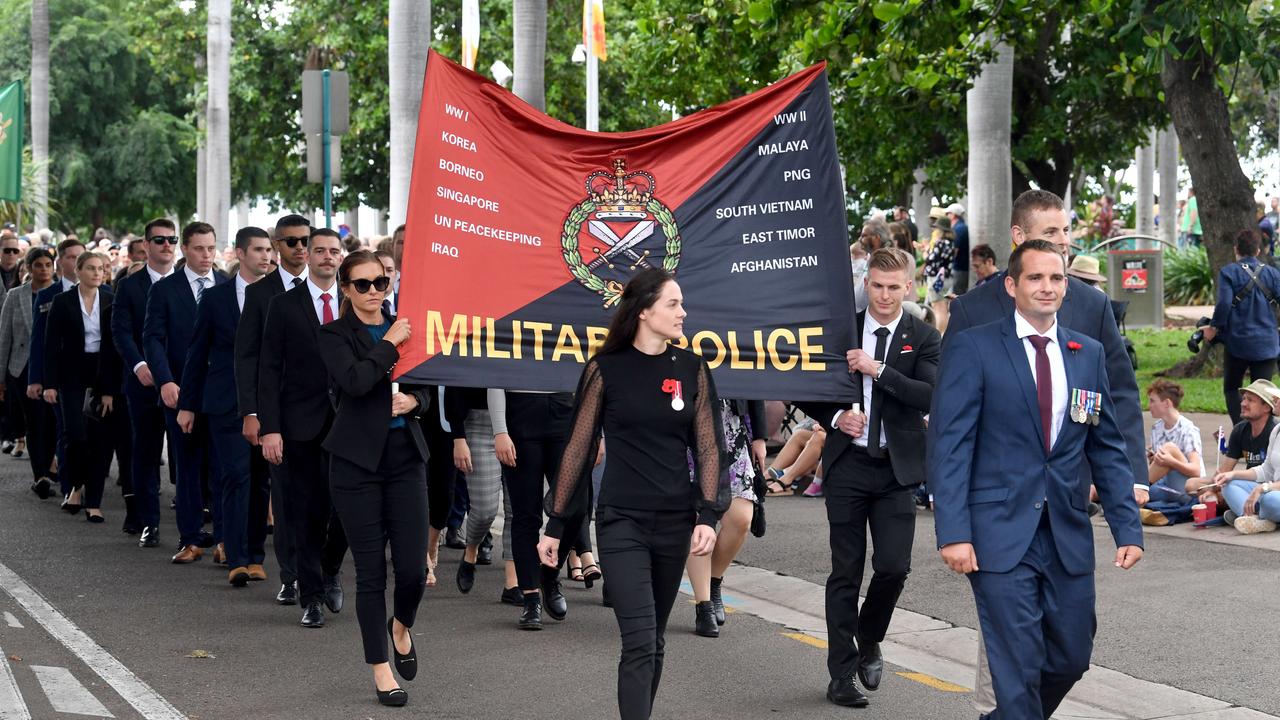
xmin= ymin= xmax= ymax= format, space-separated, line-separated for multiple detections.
xmin=149 ymin=235 xmax=179 ymax=245
xmin=280 ymin=236 xmax=309 ymax=248
xmin=2 ymin=248 xmax=20 ymax=255
xmin=347 ymin=276 xmax=391 ymax=294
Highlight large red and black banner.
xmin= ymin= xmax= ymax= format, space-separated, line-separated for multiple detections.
xmin=396 ymin=50 xmax=857 ymax=401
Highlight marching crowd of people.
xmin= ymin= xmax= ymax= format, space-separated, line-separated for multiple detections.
xmin=0 ymin=185 xmax=1277 ymax=719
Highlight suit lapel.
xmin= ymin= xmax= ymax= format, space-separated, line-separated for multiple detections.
xmin=1059 ymin=279 xmax=1078 ymax=328
xmin=1001 ymin=316 xmax=1047 ymax=456
xmin=1052 ymin=325 xmax=1084 ymax=456
xmin=885 ymin=313 xmax=911 ymax=367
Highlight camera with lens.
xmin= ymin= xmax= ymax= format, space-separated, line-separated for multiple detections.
xmin=1187 ymin=317 xmax=1213 ymax=354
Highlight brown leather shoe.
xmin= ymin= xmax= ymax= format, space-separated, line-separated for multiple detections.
xmin=247 ymin=564 xmax=267 ymax=581
xmin=171 ymin=545 xmax=203 ymax=564
xmin=228 ymin=567 xmax=250 ymax=587
xmin=212 ymin=543 xmax=226 ymax=565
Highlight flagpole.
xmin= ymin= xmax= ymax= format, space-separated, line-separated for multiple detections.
xmin=585 ymin=4 xmax=598 ymax=132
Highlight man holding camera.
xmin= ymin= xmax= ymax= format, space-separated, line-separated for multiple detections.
xmin=1202 ymin=230 xmax=1280 ymax=425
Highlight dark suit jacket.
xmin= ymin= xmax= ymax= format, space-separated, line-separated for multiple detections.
xmin=234 ymin=270 xmax=289 ymax=417
xmin=930 ymin=316 xmax=1143 ymax=575
xmin=799 ymin=311 xmax=940 ymax=487
xmin=44 ymin=288 xmax=120 ymax=396
xmin=111 ymin=269 xmax=156 ymax=398
xmin=318 ymin=311 xmax=431 ymax=472
xmin=946 ymin=271 xmax=1146 ymax=489
xmin=178 ymin=279 xmax=240 ymax=416
xmin=143 ymin=270 xmax=230 ymax=392
xmin=258 ymin=282 xmax=333 ymax=441
xmin=28 ymin=280 xmax=73 ymax=387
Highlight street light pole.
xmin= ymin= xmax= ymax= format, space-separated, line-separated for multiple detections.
xmin=322 ymin=68 xmax=332 ymax=229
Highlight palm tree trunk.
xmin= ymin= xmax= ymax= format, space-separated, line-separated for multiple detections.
xmin=512 ymin=0 xmax=547 ymax=111
xmin=966 ymin=40 xmax=1015 ymax=268
xmin=1157 ymin=125 xmax=1178 ymax=249
xmin=388 ymin=0 xmax=432 ymax=230
xmin=1135 ymin=129 xmax=1155 ymax=244
xmin=31 ymin=0 xmax=49 ymax=230
xmin=206 ymin=0 xmax=231 ymax=245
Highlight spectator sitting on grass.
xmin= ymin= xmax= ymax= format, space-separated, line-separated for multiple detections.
xmin=763 ymin=417 xmax=826 ymax=496
xmin=1139 ymin=379 xmax=1204 ymax=526
xmin=1187 ymin=379 xmax=1278 ymax=509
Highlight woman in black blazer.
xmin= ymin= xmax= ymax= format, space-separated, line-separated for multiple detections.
xmin=42 ymin=252 xmax=120 ymax=522
xmin=317 ymin=250 xmax=431 ymax=708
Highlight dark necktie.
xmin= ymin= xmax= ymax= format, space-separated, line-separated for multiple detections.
xmin=866 ymin=326 xmax=891 ymax=458
xmin=292 ymin=277 xmax=304 ymax=287
xmin=1028 ymin=335 xmax=1053 ymax=453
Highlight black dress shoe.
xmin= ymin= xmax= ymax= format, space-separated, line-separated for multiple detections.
xmin=540 ymin=566 xmax=567 ymax=621
xmin=84 ymin=511 xmax=105 ymax=524
xmin=826 ymin=675 xmax=869 ymax=707
xmin=444 ymin=526 xmax=465 ymax=549
xmin=121 ymin=520 xmax=142 ymax=535
xmin=138 ymin=527 xmax=160 ymax=548
xmin=300 ymin=602 xmax=325 ymax=628
xmin=387 ymin=619 xmax=417 ymax=681
xmin=456 ymin=560 xmax=476 ymax=594
xmin=375 ymin=686 xmax=408 ymax=707
xmin=518 ymin=593 xmax=543 ymax=630
xmin=476 ymin=533 xmax=494 ymax=566
xmin=857 ymin=640 xmax=884 ymax=691
xmin=30 ymin=477 xmax=52 ymax=499
xmin=694 ymin=601 xmax=719 ymax=638
xmin=323 ymin=574 xmax=344 ymax=613
xmin=500 ymin=586 xmax=523 ymax=606
xmin=61 ymin=495 xmax=81 ymax=514
xmin=276 ymin=582 xmax=298 ymax=606
xmin=196 ymin=532 xmax=216 ymax=549
xmin=710 ymin=577 xmax=727 ymax=626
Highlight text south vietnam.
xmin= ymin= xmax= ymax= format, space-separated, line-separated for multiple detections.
xmin=420 ymin=312 xmax=829 ymax=371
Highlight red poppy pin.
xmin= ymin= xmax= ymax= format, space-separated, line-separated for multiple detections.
xmin=1067 ymin=341 xmax=1083 ymax=353
xmin=901 ymin=345 xmax=913 ymax=353
xmin=662 ymin=379 xmax=685 ymax=411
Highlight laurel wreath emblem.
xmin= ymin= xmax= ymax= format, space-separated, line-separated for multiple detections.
xmin=560 ymin=199 xmax=682 ymax=307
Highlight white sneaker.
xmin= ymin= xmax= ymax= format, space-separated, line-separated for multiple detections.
xmin=1234 ymin=516 xmax=1277 ymax=534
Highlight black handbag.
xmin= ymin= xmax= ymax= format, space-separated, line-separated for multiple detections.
xmin=750 ymin=467 xmax=767 ymax=538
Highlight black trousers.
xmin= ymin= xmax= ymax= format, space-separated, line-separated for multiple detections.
xmin=1223 ymin=351 xmax=1276 ymax=425
xmin=268 ymin=459 xmax=297 ymax=585
xmin=281 ymin=436 xmax=348 ymax=606
xmin=4 ymin=371 xmax=24 ymax=441
xmin=596 ymin=506 xmax=693 ymax=720
xmin=13 ymin=370 xmax=52 ymax=482
xmin=503 ymin=392 xmax=589 ymax=591
xmin=823 ymin=446 xmax=916 ymax=681
xmin=330 ymin=428 xmax=428 ymax=664
xmin=55 ymin=358 xmax=110 ymax=509
xmin=424 ymin=426 xmax=456 ymax=531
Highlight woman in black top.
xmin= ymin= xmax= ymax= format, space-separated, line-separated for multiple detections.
xmin=318 ymin=251 xmax=432 ymax=708
xmin=42 ymin=252 xmax=120 ymax=522
xmin=537 ymin=268 xmax=727 ymax=720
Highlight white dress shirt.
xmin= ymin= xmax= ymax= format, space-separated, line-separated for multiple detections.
xmin=850 ymin=311 xmax=903 ymax=448
xmin=307 ymin=278 xmax=339 ymax=325
xmin=59 ymin=277 xmax=73 ymax=292
xmin=145 ymin=264 xmax=173 ymax=285
xmin=184 ymin=266 xmax=215 ymax=304
xmin=80 ymin=288 xmax=101 ymax=353
xmin=278 ymin=266 xmax=307 ymax=289
xmin=235 ymin=273 xmax=250 ymax=313
xmin=1014 ymin=310 xmax=1068 ymax=449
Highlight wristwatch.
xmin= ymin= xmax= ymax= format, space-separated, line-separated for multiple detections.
xmin=874 ymin=362 xmax=886 ymax=380
xmin=1263 ymin=482 xmax=1272 ymax=493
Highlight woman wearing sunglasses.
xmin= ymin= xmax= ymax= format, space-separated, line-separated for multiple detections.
xmin=317 ymin=250 xmax=431 ymax=707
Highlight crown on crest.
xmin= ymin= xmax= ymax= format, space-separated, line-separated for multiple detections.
xmin=586 ymin=159 xmax=655 ymax=220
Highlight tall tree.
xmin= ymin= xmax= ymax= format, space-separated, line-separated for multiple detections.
xmin=388 ymin=0 xmax=431 ymax=230
xmin=30 ymin=0 xmax=48 ymax=229
xmin=967 ymin=40 xmax=1015 ymax=266
xmin=206 ymin=0 xmax=230 ymax=244
xmin=512 ymin=0 xmax=547 ymax=111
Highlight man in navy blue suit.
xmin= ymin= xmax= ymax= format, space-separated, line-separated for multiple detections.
xmin=143 ymin=221 xmax=228 ymax=564
xmin=27 ymin=239 xmax=82 ymax=501
xmin=179 ymin=226 xmax=274 ymax=586
xmin=112 ymin=219 xmax=177 ymax=547
xmin=930 ymin=240 xmax=1144 ymax=719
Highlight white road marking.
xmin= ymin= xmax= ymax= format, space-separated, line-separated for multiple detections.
xmin=0 ymin=561 xmax=186 ymax=719
xmin=29 ymin=666 xmax=113 ymax=717
xmin=0 ymin=642 xmax=30 ymax=720
xmin=2 ymin=613 xmax=21 ymax=629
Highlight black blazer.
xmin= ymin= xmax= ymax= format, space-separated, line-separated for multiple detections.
xmin=258 ymin=281 xmax=333 ymax=441
xmin=799 ymin=311 xmax=940 ymax=486
xmin=234 ymin=270 xmax=289 ymax=417
xmin=178 ymin=279 xmax=240 ymax=416
xmin=110 ymin=269 xmax=155 ymax=398
xmin=143 ymin=269 xmax=229 ymax=389
xmin=318 ymin=311 xmax=431 ymax=472
xmin=44 ymin=288 xmax=121 ymax=396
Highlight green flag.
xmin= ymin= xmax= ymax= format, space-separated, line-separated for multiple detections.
xmin=0 ymin=81 xmax=22 ymax=202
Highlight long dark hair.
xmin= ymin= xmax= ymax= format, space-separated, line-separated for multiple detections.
xmin=599 ymin=268 xmax=675 ymax=356
xmin=337 ymin=250 xmax=383 ymax=317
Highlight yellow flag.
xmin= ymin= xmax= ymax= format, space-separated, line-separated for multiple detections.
xmin=583 ymin=0 xmax=606 ymax=61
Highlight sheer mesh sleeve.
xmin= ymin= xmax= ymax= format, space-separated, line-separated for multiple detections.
xmin=544 ymin=359 xmax=604 ymax=538
xmin=691 ymin=360 xmax=731 ymax=527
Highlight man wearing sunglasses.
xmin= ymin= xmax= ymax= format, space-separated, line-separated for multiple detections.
xmin=0 ymin=233 xmax=22 ymax=292
xmin=234 ymin=213 xmax=311 ymax=606
xmin=143 ymin=222 xmax=229 ymax=564
xmin=112 ymin=219 xmax=178 ymax=545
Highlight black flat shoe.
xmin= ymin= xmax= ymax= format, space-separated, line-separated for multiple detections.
xmin=323 ymin=574 xmax=344 ymax=613
xmin=710 ymin=577 xmax=726 ymax=625
xmin=476 ymin=532 xmax=493 ymax=565
xmin=857 ymin=640 xmax=884 ymax=691
xmin=61 ymin=495 xmax=81 ymax=514
xmin=375 ymin=686 xmax=408 ymax=707
xmin=84 ymin=511 xmax=105 ymax=524
xmin=276 ymin=582 xmax=298 ymax=606
xmin=694 ymin=601 xmax=719 ymax=638
xmin=30 ymin=478 xmax=52 ymax=499
xmin=138 ymin=527 xmax=159 ymax=548
xmin=540 ymin=566 xmax=567 ymax=621
xmin=456 ymin=560 xmax=476 ymax=594
xmin=518 ymin=593 xmax=543 ymax=630
xmin=499 ymin=586 xmax=523 ymax=606
xmin=387 ymin=619 xmax=417 ymax=681
xmin=444 ymin=527 xmax=465 ymax=549
xmin=827 ymin=675 xmax=869 ymax=708
xmin=300 ymin=602 xmax=325 ymax=628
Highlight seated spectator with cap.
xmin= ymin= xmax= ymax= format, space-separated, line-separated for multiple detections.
xmin=1187 ymin=379 xmax=1278 ymax=510
xmin=1140 ymin=379 xmax=1204 ymax=526
xmin=1067 ymin=255 xmax=1107 ymax=291
xmin=1204 ymin=381 xmax=1280 ymax=534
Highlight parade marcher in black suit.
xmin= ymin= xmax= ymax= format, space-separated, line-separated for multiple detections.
xmin=235 ymin=213 xmax=309 ymax=605
xmin=799 ymin=248 xmax=941 ymax=709
xmin=259 ymin=228 xmax=348 ymax=628
xmin=538 ymin=269 xmax=727 ymax=720
xmin=42 ymin=253 xmax=122 ymax=522
xmin=0 ymin=249 xmax=56 ymax=496
xmin=180 ymin=227 xmax=274 ymax=587
xmin=318 ymin=250 xmax=431 ymax=707
xmin=29 ymin=239 xmax=81 ymax=505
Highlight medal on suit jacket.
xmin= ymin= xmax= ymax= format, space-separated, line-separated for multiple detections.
xmin=662 ymin=378 xmax=684 ymax=411
xmin=1070 ymin=389 xmax=1086 ymax=424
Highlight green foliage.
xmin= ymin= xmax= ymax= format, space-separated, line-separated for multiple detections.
xmin=1129 ymin=328 xmax=1223 ymax=414
xmin=1163 ymin=246 xmax=1214 ymax=306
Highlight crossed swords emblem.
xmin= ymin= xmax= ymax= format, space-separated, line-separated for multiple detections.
xmin=585 ymin=219 xmax=655 ymax=271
